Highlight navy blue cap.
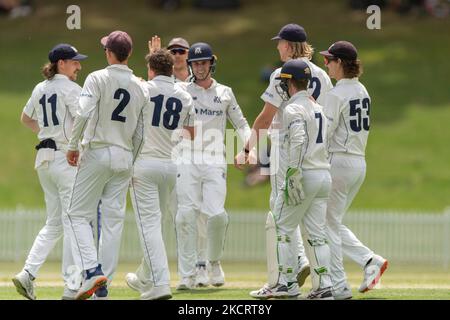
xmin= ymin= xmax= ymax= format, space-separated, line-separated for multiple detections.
xmin=276 ymin=59 xmax=312 ymax=81
xmin=271 ymin=24 xmax=307 ymax=42
xmin=48 ymin=43 xmax=88 ymax=63
xmin=320 ymin=41 xmax=358 ymax=60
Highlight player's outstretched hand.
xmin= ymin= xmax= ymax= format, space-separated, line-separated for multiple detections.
xmin=148 ymin=35 xmax=161 ymax=54
xmin=234 ymin=150 xmax=247 ymax=170
xmin=67 ymin=150 xmax=79 ymax=167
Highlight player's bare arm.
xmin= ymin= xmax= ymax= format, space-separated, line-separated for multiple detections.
xmin=234 ymin=102 xmax=277 ymax=170
xmin=20 ymin=112 xmax=39 ymax=134
xmin=182 ymin=126 xmax=195 ymax=140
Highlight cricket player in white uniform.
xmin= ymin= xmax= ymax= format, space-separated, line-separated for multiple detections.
xmin=125 ymin=37 xmax=210 ymax=291
xmin=12 ymin=44 xmax=87 ymax=300
xmin=318 ymin=41 xmax=388 ymax=299
xmin=65 ymin=30 xmax=149 ymax=300
xmin=128 ymin=49 xmax=195 ymax=300
xmin=235 ymin=24 xmax=333 ymax=296
xmin=175 ymin=42 xmax=251 ymax=290
xmin=250 ymin=59 xmax=334 ymax=300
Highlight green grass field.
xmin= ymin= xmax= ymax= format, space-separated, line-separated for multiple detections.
xmin=1 ymin=261 xmax=449 ymax=300
xmin=0 ymin=0 xmax=449 ymax=210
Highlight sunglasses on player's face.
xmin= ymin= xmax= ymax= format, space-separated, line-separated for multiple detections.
xmin=170 ymin=48 xmax=187 ymax=55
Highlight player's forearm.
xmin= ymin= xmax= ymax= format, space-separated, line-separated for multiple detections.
xmin=288 ymin=121 xmax=306 ymax=169
xmin=20 ymin=113 xmax=40 ymax=134
xmin=68 ymin=115 xmax=88 ymax=151
xmin=245 ymin=113 xmax=271 ymax=151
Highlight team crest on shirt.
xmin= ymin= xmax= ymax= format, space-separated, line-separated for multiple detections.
xmin=213 ymin=96 xmax=222 ymax=104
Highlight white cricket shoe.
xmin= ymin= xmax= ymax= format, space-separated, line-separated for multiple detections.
xmin=296 ymin=263 xmax=310 ymax=288
xmin=287 ymin=282 xmax=300 ymax=298
xmin=12 ymin=270 xmax=36 ymax=300
xmin=176 ymin=276 xmax=195 ymax=290
xmin=208 ymin=261 xmax=225 ymax=287
xmin=359 ymin=254 xmax=388 ymax=293
xmin=195 ymin=265 xmax=209 ymax=287
xmin=125 ymin=273 xmax=153 ymax=294
xmin=306 ymin=286 xmax=334 ymax=300
xmin=249 ymin=283 xmax=289 ymax=299
xmin=75 ymin=275 xmax=108 ymax=300
xmin=141 ymin=285 xmax=172 ymax=300
xmin=333 ymin=285 xmax=353 ymax=300
xmin=61 ymin=286 xmax=78 ymax=300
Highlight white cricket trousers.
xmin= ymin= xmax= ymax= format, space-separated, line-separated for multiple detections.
xmin=273 ymin=169 xmax=333 ymax=291
xmin=175 ymin=162 xmax=229 ymax=278
xmin=24 ymin=150 xmax=76 ymax=286
xmin=269 ymin=141 xmax=308 ymax=275
xmin=129 ymin=157 xmax=175 ymax=286
xmin=67 ymin=147 xmax=132 ymax=280
xmin=326 ymin=153 xmax=374 ymax=290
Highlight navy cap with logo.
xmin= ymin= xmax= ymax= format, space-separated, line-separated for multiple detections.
xmin=271 ymin=23 xmax=307 ymax=42
xmin=276 ymin=59 xmax=312 ymax=81
xmin=320 ymin=41 xmax=358 ymax=60
xmin=48 ymin=44 xmax=88 ymax=63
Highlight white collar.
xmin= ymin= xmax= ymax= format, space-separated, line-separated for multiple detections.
xmin=107 ymin=64 xmax=132 ymax=72
xmin=52 ymin=74 xmax=70 ymax=80
xmin=336 ymin=77 xmax=359 ymax=86
xmin=153 ymin=75 xmax=175 ymax=84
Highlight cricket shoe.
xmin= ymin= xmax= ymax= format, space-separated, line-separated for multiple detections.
xmin=296 ymin=263 xmax=310 ymax=288
xmin=333 ymin=285 xmax=352 ymax=300
xmin=359 ymin=254 xmax=388 ymax=293
xmin=61 ymin=286 xmax=78 ymax=300
xmin=141 ymin=285 xmax=172 ymax=300
xmin=249 ymin=283 xmax=289 ymax=299
xmin=125 ymin=272 xmax=153 ymax=294
xmin=306 ymin=287 xmax=334 ymax=300
xmin=92 ymin=286 xmax=108 ymax=300
xmin=176 ymin=276 xmax=195 ymax=290
xmin=287 ymin=282 xmax=300 ymax=298
xmin=195 ymin=264 xmax=209 ymax=287
xmin=208 ymin=261 xmax=225 ymax=287
xmin=12 ymin=270 xmax=36 ymax=300
xmin=75 ymin=265 xmax=108 ymax=300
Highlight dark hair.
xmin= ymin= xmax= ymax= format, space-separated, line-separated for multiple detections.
xmin=290 ymin=78 xmax=309 ymax=91
xmin=41 ymin=62 xmax=58 ymax=80
xmin=341 ymin=59 xmax=363 ymax=78
xmin=108 ymin=47 xmax=129 ymax=62
xmin=146 ymin=49 xmax=174 ymax=77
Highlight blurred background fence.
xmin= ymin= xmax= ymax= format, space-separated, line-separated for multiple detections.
xmin=0 ymin=208 xmax=449 ymax=269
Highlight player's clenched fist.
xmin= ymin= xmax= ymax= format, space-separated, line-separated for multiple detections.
xmin=67 ymin=150 xmax=79 ymax=167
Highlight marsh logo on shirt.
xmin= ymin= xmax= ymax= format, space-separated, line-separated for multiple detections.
xmin=195 ymin=108 xmax=223 ymax=116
